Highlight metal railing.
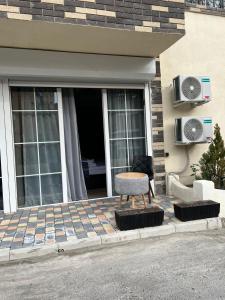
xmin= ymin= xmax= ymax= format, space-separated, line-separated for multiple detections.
xmin=186 ymin=0 xmax=225 ymax=9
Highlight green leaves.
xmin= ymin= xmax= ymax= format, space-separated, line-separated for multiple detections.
xmin=191 ymin=124 xmax=225 ymax=189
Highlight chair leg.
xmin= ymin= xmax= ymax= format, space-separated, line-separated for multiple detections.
xmin=120 ymin=195 xmax=123 ymax=208
xmin=131 ymin=196 xmax=136 ymax=209
xmin=149 ymin=181 xmax=155 ymax=198
xmin=148 ymin=181 xmax=152 ymax=204
xmin=148 ymin=190 xmax=151 ymax=204
xmin=142 ymin=194 xmax=147 ymax=208
xmin=127 ymin=195 xmax=129 ymax=202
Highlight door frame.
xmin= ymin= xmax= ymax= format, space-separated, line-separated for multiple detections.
xmin=0 ymin=80 xmax=17 ymax=213
xmin=1 ymin=80 xmax=153 ymax=212
xmin=102 ymin=83 xmax=153 ymax=197
xmin=0 ymin=80 xmax=11 ymax=213
xmin=102 ymin=89 xmax=112 ymax=197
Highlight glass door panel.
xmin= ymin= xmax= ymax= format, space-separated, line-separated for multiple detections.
xmin=15 ymin=144 xmax=39 ymax=176
xmin=37 ymin=112 xmax=59 ymax=141
xmin=108 ymin=111 xmax=126 ymax=139
xmin=107 ymin=89 xmax=146 ymax=194
xmin=13 ymin=112 xmax=37 ymax=143
xmin=128 ymin=139 xmax=146 ymax=165
xmin=17 ymin=176 xmax=40 ymax=208
xmin=110 ymin=140 xmax=128 ymax=167
xmin=41 ymin=174 xmax=63 ymax=204
xmin=11 ymin=87 xmax=63 ymax=207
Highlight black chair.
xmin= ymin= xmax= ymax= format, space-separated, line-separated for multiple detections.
xmin=131 ymin=155 xmax=155 ymax=203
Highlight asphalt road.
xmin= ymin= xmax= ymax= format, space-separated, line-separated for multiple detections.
xmin=1 ymin=230 xmax=225 ymax=300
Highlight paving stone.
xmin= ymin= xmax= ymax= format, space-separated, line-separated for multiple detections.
xmin=55 ymin=236 xmax=68 ymax=242
xmin=0 ymin=196 xmax=195 ymax=251
xmin=0 ymin=242 xmax=11 ymax=248
xmin=76 ymin=232 xmax=88 ymax=239
xmin=96 ymin=231 xmax=107 ymax=236
xmin=10 ymin=242 xmax=23 ymax=249
xmin=65 ymin=229 xmax=75 ymax=237
xmin=87 ymin=232 xmax=98 ymax=238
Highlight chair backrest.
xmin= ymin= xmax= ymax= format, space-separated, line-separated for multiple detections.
xmin=132 ymin=155 xmax=154 ymax=180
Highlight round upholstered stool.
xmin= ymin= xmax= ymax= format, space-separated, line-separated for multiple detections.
xmin=115 ymin=172 xmax=149 ymax=208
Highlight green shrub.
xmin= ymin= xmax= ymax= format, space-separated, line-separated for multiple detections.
xmin=191 ymin=124 xmax=225 ymax=189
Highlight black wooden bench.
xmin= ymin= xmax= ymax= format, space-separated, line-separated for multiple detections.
xmin=115 ymin=206 xmax=164 ymax=231
xmin=174 ymin=200 xmax=220 ymax=222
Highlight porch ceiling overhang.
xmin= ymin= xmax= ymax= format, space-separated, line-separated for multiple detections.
xmin=0 ymin=18 xmax=183 ymax=57
xmin=0 ymin=48 xmax=156 ymax=83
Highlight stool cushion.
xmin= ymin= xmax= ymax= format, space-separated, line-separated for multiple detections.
xmin=115 ymin=172 xmax=149 ymax=195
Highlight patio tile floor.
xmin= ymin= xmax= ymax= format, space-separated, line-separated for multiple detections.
xmin=0 ymin=196 xmax=180 ymax=250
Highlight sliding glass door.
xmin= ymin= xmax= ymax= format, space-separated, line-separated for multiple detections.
xmin=0 ymin=83 xmax=151 ymax=211
xmin=11 ymin=87 xmax=63 ymax=207
xmin=106 ymin=89 xmax=147 ymax=194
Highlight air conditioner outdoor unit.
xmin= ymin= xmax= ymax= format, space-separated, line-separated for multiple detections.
xmin=173 ymin=76 xmax=211 ymax=104
xmin=175 ymin=117 xmax=213 ymax=144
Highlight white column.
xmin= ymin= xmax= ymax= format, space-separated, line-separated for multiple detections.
xmin=57 ymin=88 xmax=68 ymax=203
xmin=102 ymin=89 xmax=112 ymax=197
xmin=1 ymin=80 xmax=17 ymax=213
xmin=144 ymin=82 xmax=153 ymax=156
xmin=0 ymin=81 xmax=11 ymax=213
xmin=145 ymin=82 xmax=155 ymax=194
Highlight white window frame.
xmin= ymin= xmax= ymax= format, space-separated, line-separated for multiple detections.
xmin=102 ymin=89 xmax=112 ymax=197
xmin=0 ymin=81 xmax=11 ymax=213
xmin=11 ymin=87 xmax=68 ymax=208
xmin=57 ymin=88 xmax=68 ymax=203
xmin=0 ymin=80 xmax=17 ymax=213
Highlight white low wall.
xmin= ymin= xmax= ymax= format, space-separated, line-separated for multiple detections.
xmin=167 ymin=174 xmax=225 ymax=218
xmin=166 ymin=174 xmax=193 ymax=202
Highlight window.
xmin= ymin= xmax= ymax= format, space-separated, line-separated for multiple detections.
xmin=11 ymin=87 xmax=63 ymax=207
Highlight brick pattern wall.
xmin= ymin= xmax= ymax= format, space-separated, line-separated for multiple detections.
xmin=0 ymin=0 xmax=185 ymax=33
xmin=151 ymin=58 xmax=166 ymax=195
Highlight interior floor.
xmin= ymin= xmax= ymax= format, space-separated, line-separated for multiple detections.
xmin=74 ymin=88 xmax=107 ymax=199
xmin=87 ymin=188 xmax=107 ymax=199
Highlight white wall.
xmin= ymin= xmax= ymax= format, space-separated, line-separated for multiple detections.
xmin=167 ymin=175 xmax=225 ymax=218
xmin=160 ymin=11 xmax=225 ymax=184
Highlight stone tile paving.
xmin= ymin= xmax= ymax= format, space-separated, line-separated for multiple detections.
xmin=0 ymin=196 xmax=180 ymax=250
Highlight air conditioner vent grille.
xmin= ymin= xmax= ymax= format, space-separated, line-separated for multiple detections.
xmin=184 ymin=119 xmax=203 ymax=141
xmin=181 ymin=77 xmax=201 ymax=100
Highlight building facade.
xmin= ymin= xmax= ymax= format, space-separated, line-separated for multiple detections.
xmin=0 ymin=0 xmax=185 ymax=213
xmin=160 ymin=1 xmax=225 ymax=185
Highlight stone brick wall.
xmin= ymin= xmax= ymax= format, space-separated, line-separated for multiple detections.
xmin=151 ymin=58 xmax=166 ymax=195
xmin=0 ymin=0 xmax=185 ymax=33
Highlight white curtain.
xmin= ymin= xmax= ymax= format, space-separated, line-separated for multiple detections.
xmin=62 ymin=89 xmax=88 ymax=201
